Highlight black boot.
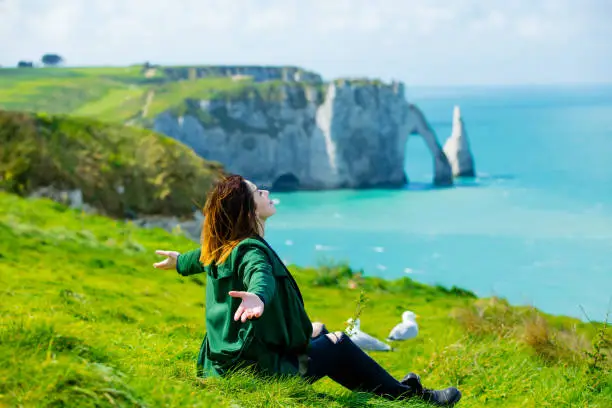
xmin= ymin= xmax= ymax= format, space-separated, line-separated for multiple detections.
xmin=400 ymin=372 xmax=423 ymax=394
xmin=401 ymin=373 xmax=462 ymax=406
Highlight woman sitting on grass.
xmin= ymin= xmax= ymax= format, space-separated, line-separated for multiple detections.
xmin=153 ymin=174 xmax=461 ymax=406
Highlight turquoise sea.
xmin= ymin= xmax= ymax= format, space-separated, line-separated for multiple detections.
xmin=265 ymin=84 xmax=612 ymax=322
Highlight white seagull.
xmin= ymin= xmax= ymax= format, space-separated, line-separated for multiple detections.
xmin=345 ymin=318 xmax=392 ymax=351
xmin=387 ymin=311 xmax=419 ymax=341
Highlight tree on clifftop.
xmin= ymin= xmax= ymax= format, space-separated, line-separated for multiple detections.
xmin=41 ymin=54 xmax=64 ymax=66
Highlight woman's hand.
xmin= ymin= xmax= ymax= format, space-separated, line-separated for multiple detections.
xmin=153 ymin=250 xmax=180 ymax=270
xmin=229 ymin=291 xmax=265 ymax=323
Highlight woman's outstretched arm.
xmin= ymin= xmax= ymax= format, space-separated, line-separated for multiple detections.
xmin=153 ymin=248 xmax=205 ymax=276
xmin=239 ymin=247 xmax=276 ymax=305
xmin=230 ymin=246 xmax=276 ymax=322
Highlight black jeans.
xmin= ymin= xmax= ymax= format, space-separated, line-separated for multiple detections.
xmin=303 ymin=326 xmax=417 ymax=400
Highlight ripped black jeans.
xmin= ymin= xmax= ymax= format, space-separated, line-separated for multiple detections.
xmin=303 ymin=326 xmax=419 ymax=400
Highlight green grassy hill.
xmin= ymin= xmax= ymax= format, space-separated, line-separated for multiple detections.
xmin=0 ymin=66 xmax=247 ymax=123
xmin=1 ymin=191 xmax=610 ymax=407
xmin=0 ymin=110 xmax=223 ymax=218
xmin=0 ymin=66 xmax=323 ymax=126
xmin=0 ymin=67 xmax=158 ymax=122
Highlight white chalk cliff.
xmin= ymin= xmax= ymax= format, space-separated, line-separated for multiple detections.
xmin=443 ymin=106 xmax=476 ymax=178
xmin=153 ymin=78 xmax=454 ymax=190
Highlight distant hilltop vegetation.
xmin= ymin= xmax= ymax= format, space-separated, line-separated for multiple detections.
xmin=159 ymin=64 xmax=323 ymax=83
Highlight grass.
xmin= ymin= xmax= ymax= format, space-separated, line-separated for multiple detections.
xmin=0 ymin=110 xmax=223 ymax=218
xmin=142 ymin=77 xmax=252 ymax=120
xmin=0 ymin=66 xmax=327 ymax=129
xmin=72 ymin=88 xmax=149 ymax=123
xmin=0 ymin=67 xmax=151 ymax=118
xmin=0 ymin=191 xmax=610 ymax=407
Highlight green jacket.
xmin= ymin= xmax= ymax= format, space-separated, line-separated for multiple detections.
xmin=176 ymin=236 xmax=313 ymax=378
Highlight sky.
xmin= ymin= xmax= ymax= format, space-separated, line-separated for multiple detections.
xmin=1 ymin=0 xmax=611 ymax=86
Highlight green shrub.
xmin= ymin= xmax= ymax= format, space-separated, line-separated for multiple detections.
xmin=0 ymin=110 xmax=223 ymax=217
xmin=311 ymin=258 xmax=358 ymax=287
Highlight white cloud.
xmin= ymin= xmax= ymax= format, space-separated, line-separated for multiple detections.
xmin=0 ymin=0 xmax=611 ymax=84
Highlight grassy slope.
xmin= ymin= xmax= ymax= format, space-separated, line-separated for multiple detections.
xmin=1 ymin=192 xmax=610 ymax=407
xmin=1 ymin=66 xmax=334 ymax=127
xmin=0 ymin=110 xmax=223 ymax=217
xmin=0 ymin=67 xmax=256 ymax=124
xmin=0 ymin=67 xmax=157 ymax=122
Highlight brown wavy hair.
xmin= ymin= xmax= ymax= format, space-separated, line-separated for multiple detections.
xmin=199 ymin=174 xmax=261 ymax=265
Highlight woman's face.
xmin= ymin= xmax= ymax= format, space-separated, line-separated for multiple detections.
xmin=245 ymin=180 xmax=276 ymax=220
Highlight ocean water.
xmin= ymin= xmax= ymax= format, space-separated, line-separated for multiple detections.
xmin=264 ymin=84 xmax=612 ymax=321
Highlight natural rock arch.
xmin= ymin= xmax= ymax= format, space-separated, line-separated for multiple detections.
xmin=404 ymin=104 xmax=453 ymax=186
xmin=271 ymin=173 xmax=300 ymax=192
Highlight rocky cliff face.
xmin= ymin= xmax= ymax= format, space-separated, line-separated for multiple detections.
xmin=153 ymin=79 xmax=453 ymax=190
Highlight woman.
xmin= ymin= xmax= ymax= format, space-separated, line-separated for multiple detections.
xmin=153 ymin=175 xmax=461 ymax=406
